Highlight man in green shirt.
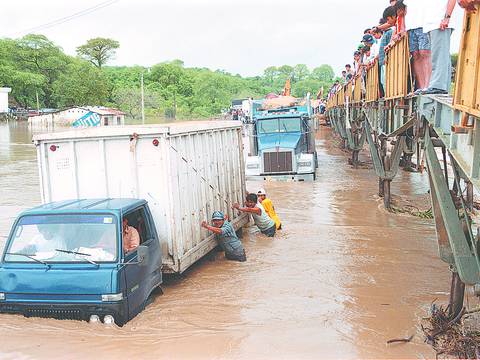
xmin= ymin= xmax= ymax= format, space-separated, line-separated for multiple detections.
xmin=201 ymin=211 xmax=246 ymax=262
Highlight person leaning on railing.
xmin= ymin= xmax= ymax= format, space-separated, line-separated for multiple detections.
xmin=403 ymin=1 xmax=433 ymax=94
xmin=377 ymin=15 xmax=394 ymax=97
xmin=421 ymin=0 xmax=457 ymax=95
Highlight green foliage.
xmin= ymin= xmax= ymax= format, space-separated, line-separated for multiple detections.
xmin=76 ymin=37 xmax=120 ymax=68
xmin=311 ymin=65 xmax=335 ymax=82
xmin=451 ymin=53 xmax=458 ymax=68
xmin=0 ymin=35 xmax=336 ymax=118
xmin=52 ymin=59 xmax=109 ymax=107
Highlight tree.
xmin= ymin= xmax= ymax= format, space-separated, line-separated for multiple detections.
xmin=112 ymin=87 xmax=159 ymax=118
xmin=52 ymin=59 xmax=109 ymax=107
xmin=292 ymin=79 xmax=324 ymax=98
xmin=311 ymin=65 xmax=335 ymax=82
xmin=149 ymin=62 xmax=193 ymax=118
xmin=14 ymin=34 xmax=69 ymax=107
xmin=191 ymin=72 xmax=232 ymax=116
xmin=263 ymin=66 xmax=279 ymax=86
xmin=293 ymin=64 xmax=310 ymax=82
xmin=76 ymin=37 xmax=120 ymax=68
xmin=0 ymin=65 xmax=46 ymax=108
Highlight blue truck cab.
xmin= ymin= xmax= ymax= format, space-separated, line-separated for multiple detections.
xmin=0 ymin=198 xmax=162 ymax=326
xmin=245 ymin=103 xmax=318 ymax=180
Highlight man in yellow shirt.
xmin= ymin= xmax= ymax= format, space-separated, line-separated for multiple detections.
xmin=257 ymin=189 xmax=282 ymax=230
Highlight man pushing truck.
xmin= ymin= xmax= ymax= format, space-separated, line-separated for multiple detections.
xmin=201 ymin=211 xmax=247 ymax=262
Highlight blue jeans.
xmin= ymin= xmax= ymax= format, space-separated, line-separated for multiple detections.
xmin=262 ymin=224 xmax=276 ymax=237
xmin=428 ymin=28 xmax=453 ymax=92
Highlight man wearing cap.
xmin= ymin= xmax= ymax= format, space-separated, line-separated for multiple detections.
xmin=257 ymin=189 xmax=282 ymax=230
xmin=233 ymin=193 xmax=276 ymax=237
xmin=362 ymin=34 xmax=379 ymax=61
xmin=201 ymin=211 xmax=246 ymax=262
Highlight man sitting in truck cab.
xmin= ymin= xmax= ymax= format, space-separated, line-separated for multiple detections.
xmin=201 ymin=211 xmax=246 ymax=262
xmin=122 ymin=218 xmax=140 ymax=253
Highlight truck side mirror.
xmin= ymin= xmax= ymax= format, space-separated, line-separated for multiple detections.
xmin=137 ymin=245 xmax=149 ymax=266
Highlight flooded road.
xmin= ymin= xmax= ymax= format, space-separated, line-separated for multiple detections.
xmin=0 ymin=122 xmax=450 ymax=359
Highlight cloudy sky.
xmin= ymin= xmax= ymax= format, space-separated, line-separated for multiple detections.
xmin=1 ymin=0 xmax=464 ymax=77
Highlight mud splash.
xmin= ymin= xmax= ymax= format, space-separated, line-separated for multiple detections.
xmin=0 ymin=123 xmax=450 ymax=359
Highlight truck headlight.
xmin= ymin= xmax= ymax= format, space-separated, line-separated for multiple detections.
xmin=247 ymin=163 xmax=259 ymax=169
xmin=0 ymin=293 xmax=5 ymax=300
xmin=101 ymin=293 xmax=123 ymax=302
xmin=298 ymin=161 xmax=312 ymax=167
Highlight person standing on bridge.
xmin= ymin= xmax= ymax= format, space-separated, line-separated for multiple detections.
xmin=233 ymin=193 xmax=276 ymax=237
xmin=421 ymin=0 xmax=457 ymax=95
xmin=201 ymin=211 xmax=246 ymax=262
xmin=257 ymin=188 xmax=282 ymax=231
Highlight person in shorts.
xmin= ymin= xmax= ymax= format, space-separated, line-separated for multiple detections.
xmin=408 ymin=27 xmax=431 ymax=93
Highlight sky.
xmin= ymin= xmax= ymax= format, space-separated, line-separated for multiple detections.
xmin=1 ymin=0 xmax=465 ymax=77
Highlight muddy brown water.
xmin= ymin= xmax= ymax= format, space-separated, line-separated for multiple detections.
xmin=0 ymin=122 xmax=450 ymax=359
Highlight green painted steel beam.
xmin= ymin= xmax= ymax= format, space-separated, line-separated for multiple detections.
xmin=425 ymin=130 xmax=480 ymax=285
xmin=364 ymin=118 xmax=386 ymax=178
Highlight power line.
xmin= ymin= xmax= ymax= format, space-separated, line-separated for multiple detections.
xmin=12 ymin=0 xmax=120 ymax=36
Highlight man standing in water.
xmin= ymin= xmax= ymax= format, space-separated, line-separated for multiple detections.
xmin=257 ymin=188 xmax=282 ymax=230
xmin=201 ymin=211 xmax=246 ymax=262
xmin=233 ymin=193 xmax=276 ymax=237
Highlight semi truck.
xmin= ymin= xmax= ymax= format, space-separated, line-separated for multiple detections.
xmin=0 ymin=121 xmax=248 ymax=325
xmin=245 ymin=95 xmax=318 ymax=181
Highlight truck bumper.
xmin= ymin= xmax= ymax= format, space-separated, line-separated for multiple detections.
xmin=0 ymin=300 xmax=128 ymax=324
xmin=246 ymin=173 xmax=315 ymax=182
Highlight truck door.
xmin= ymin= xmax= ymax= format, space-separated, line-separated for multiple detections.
xmin=123 ymin=206 xmax=162 ymax=318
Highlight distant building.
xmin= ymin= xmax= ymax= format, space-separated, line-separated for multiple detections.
xmin=28 ymin=106 xmax=126 ymax=128
xmin=0 ymin=88 xmax=11 ymax=113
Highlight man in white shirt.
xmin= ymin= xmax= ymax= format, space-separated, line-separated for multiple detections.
xmin=422 ymin=0 xmax=457 ymax=94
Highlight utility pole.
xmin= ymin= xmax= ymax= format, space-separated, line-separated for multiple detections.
xmin=141 ymin=72 xmax=145 ymax=125
xmin=36 ymin=90 xmax=40 ymax=114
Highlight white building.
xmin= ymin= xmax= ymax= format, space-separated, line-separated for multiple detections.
xmin=0 ymin=88 xmax=11 ymax=113
xmin=28 ymin=106 xmax=126 ymax=128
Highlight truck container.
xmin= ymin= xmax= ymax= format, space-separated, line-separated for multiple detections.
xmin=33 ymin=121 xmax=248 ymax=273
xmin=0 ymin=121 xmax=249 ymax=325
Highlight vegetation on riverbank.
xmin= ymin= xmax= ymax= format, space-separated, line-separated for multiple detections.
xmin=0 ymin=35 xmax=336 ymax=119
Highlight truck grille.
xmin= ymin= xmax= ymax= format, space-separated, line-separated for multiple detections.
xmin=25 ymin=308 xmax=84 ymax=320
xmin=263 ymin=151 xmax=293 ymax=173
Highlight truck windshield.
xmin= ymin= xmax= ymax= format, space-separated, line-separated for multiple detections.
xmin=258 ymin=118 xmax=302 ymax=134
xmin=4 ymin=214 xmax=118 ymax=263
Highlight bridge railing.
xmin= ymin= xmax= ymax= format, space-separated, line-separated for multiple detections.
xmin=353 ymin=74 xmax=363 ymax=103
xmin=385 ymin=34 xmax=411 ymax=100
xmin=453 ymin=6 xmax=480 ymax=120
xmin=365 ymin=59 xmax=379 ymax=103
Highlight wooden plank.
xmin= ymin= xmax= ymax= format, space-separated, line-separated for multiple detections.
xmin=385 ymin=35 xmax=410 ymax=100
xmin=454 ymin=7 xmax=480 ymax=118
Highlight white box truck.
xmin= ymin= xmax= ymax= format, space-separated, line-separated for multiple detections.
xmin=33 ymin=121 xmax=248 ymax=273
